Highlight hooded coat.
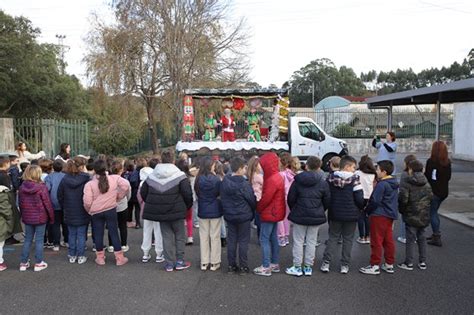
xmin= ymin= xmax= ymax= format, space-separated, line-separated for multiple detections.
xmin=0 ymin=186 xmax=22 ymax=242
xmin=44 ymin=172 xmax=66 ymax=210
xmin=257 ymin=153 xmax=285 ymax=222
xmin=287 ymin=170 xmax=331 ymax=226
xmin=326 ymin=171 xmax=365 ymax=222
xmin=196 ymin=174 xmax=222 ymax=219
xmin=18 ymin=181 xmax=54 ymax=225
xmin=399 ymin=172 xmax=433 ymax=228
xmin=366 ymin=176 xmax=399 ymax=220
xmin=221 ymin=175 xmax=256 ymax=224
xmin=58 ymin=173 xmax=91 ymax=226
xmin=140 ymin=163 xmax=193 ymax=222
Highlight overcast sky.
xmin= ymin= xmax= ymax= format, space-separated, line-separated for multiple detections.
xmin=2 ymin=0 xmax=473 ymax=87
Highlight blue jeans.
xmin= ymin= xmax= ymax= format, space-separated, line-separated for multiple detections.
xmin=21 ymin=224 xmax=46 ymax=264
xmin=358 ymin=212 xmax=370 ymax=238
xmin=91 ymin=208 xmax=121 ymax=252
xmin=430 ymin=195 xmax=445 ymax=234
xmin=259 ymin=222 xmax=279 ymax=268
xmin=68 ymin=225 xmax=88 ymax=257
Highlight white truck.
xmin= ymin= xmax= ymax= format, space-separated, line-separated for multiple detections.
xmin=176 ymin=88 xmax=348 ymax=170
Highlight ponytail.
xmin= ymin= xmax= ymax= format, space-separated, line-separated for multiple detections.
xmin=93 ymin=159 xmax=109 ymax=194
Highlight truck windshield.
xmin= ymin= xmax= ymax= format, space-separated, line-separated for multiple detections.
xmin=298 ymin=121 xmax=323 ymax=141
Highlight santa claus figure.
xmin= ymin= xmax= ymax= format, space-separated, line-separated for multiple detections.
xmin=220 ymin=108 xmax=236 ymax=142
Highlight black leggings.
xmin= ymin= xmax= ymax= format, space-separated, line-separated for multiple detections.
xmin=109 ymin=210 xmax=128 ymax=247
xmin=127 ymin=201 xmax=141 ymax=226
xmin=47 ymin=211 xmax=69 ymax=245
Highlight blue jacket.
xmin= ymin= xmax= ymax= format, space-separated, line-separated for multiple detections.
xmin=45 ymin=172 xmax=66 ymax=210
xmin=8 ymin=166 xmax=21 ymax=192
xmin=221 ymin=175 xmax=256 ymax=224
xmin=367 ymin=176 xmax=399 ymax=220
xmin=326 ymin=171 xmax=365 ymax=222
xmin=288 ymin=170 xmax=331 ymax=226
xmin=196 ymin=174 xmax=222 ymax=219
xmin=58 ymin=173 xmax=91 ymax=226
xmin=123 ymin=169 xmax=140 ymax=203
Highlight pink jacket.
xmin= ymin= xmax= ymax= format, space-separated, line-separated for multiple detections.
xmin=251 ymin=173 xmax=263 ymax=202
xmin=280 ymin=168 xmax=296 ymax=213
xmin=83 ymin=175 xmax=130 ymax=216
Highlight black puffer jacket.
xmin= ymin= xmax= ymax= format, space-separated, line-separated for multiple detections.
xmin=141 ymin=164 xmax=193 ymax=222
xmin=399 ymin=172 xmax=433 ymax=228
xmin=196 ymin=174 xmax=222 ymax=219
xmin=287 ymin=170 xmax=331 ymax=226
xmin=58 ymin=173 xmax=91 ymax=226
xmin=326 ymin=171 xmax=365 ymax=222
xmin=221 ymin=175 xmax=256 ymax=224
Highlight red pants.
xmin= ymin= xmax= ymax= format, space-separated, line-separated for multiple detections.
xmin=369 ymin=216 xmax=395 ymax=265
xmin=222 ymin=131 xmax=235 ymax=142
xmin=185 ymin=208 xmax=193 ymax=237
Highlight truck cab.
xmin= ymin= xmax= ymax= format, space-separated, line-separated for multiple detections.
xmin=289 ymin=116 xmax=348 ymax=169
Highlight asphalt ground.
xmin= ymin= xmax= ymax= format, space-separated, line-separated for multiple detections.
xmin=1 ymin=216 xmax=473 ymax=314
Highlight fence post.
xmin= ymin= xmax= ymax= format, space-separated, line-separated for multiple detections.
xmin=0 ymin=118 xmax=15 ymax=153
xmin=41 ymin=119 xmax=56 ymax=158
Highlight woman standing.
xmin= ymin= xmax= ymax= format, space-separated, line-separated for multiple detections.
xmin=15 ymin=142 xmax=45 ymax=164
xmin=424 ymin=141 xmax=451 ymax=247
xmin=83 ymin=160 xmax=130 ymax=266
xmin=372 ymin=132 xmax=397 ymax=173
xmin=195 ymin=157 xmax=222 ymax=271
xmin=54 ymin=143 xmax=71 ymax=163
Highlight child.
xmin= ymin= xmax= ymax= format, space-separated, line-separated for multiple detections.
xmin=214 ymin=160 xmax=227 ymax=248
xmin=123 ymin=159 xmax=140 ymax=230
xmin=58 ymin=157 xmax=91 ymax=264
xmin=221 ymin=157 xmax=256 ymax=274
xmin=286 ymin=156 xmax=330 ymax=277
xmin=398 ymin=159 xmax=432 ymax=271
xmin=253 ymin=152 xmax=285 ymax=276
xmin=328 ymin=156 xmax=341 ymax=174
xmin=18 ymin=165 xmax=54 ymax=271
xmin=141 ymin=151 xmax=193 ymax=271
xmin=83 ymin=159 xmax=130 ymax=266
xmin=107 ymin=161 xmax=131 ymax=253
xmin=0 ymin=156 xmax=23 ymax=271
xmin=38 ymin=158 xmax=53 ymax=182
xmin=176 ymin=159 xmax=195 ymax=245
xmin=321 ymin=155 xmax=364 ymax=274
xmin=247 ymin=156 xmax=263 ymax=239
xmin=44 ymin=159 xmax=67 ymax=251
xmin=359 ymin=160 xmax=399 ymax=275
xmin=397 ymin=154 xmax=417 ymax=244
xmin=128 ymin=158 xmax=147 ymax=228
xmin=8 ymin=154 xmax=21 ymax=194
xmin=278 ymin=155 xmax=300 ymax=247
xmin=354 ymin=155 xmax=377 ymax=244
xmin=195 ymin=157 xmax=222 ymax=271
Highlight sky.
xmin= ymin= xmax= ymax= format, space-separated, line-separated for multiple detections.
xmin=1 ymin=0 xmax=473 ymax=87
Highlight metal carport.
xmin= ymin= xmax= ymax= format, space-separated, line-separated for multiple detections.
xmin=365 ymin=78 xmax=474 ymax=140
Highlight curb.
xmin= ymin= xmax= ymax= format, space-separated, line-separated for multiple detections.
xmin=439 ymin=212 xmax=474 ymax=229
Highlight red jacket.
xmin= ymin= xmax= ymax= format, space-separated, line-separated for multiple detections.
xmin=19 ymin=181 xmax=54 ymax=225
xmin=257 ymin=153 xmax=285 ymax=222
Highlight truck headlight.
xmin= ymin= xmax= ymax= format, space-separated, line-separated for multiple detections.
xmin=339 ymin=141 xmax=347 ymax=150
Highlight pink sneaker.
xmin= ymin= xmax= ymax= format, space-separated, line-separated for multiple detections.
xmin=270 ymin=264 xmax=280 ymax=273
xmin=0 ymin=263 xmax=7 ymax=271
xmin=34 ymin=261 xmax=48 ymax=272
xmin=19 ymin=261 xmax=30 ymax=272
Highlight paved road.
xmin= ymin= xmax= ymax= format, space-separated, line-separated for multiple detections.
xmin=1 ymin=216 xmax=473 ymax=314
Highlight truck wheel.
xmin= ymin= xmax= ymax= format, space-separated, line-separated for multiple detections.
xmin=322 ymin=153 xmax=338 ymax=172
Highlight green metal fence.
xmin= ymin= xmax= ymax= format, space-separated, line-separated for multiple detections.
xmin=14 ymin=118 xmax=90 ymax=158
xmin=292 ymin=108 xmax=453 ymax=139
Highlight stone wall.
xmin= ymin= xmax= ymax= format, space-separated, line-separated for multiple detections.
xmin=344 ymin=137 xmax=452 ymax=155
xmin=453 ymin=103 xmax=474 ymax=161
xmin=0 ymin=118 xmax=15 ymax=153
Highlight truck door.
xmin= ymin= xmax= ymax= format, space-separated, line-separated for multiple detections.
xmin=294 ymin=120 xmax=326 ymax=158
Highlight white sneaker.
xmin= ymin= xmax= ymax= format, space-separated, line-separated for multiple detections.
xmin=19 ymin=261 xmax=30 ymax=272
xmin=320 ymin=261 xmax=330 ymax=273
xmin=52 ymin=246 xmax=60 ymax=252
xmin=186 ymin=237 xmax=194 ymax=245
xmin=34 ymin=261 xmax=48 ymax=272
xmin=68 ymin=256 xmax=77 ymax=264
xmin=397 ymin=237 xmax=406 ymax=244
xmin=340 ymin=265 xmax=349 ymax=274
xmin=107 ymin=246 xmax=114 ymax=253
xmin=381 ymin=263 xmax=395 ymax=274
xmin=356 ymin=237 xmax=365 ymax=244
xmin=121 ymin=245 xmax=129 ymax=252
xmin=60 ymin=241 xmax=68 ymax=248
xmin=359 ymin=265 xmax=380 ymax=275
xmin=156 ymin=255 xmax=165 ymax=263
xmin=77 ymin=256 xmax=87 ymax=264
xmin=142 ymin=254 xmax=151 ymax=263
xmin=418 ymin=262 xmax=427 ymax=270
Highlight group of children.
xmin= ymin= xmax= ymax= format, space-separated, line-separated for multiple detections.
xmin=0 ymin=144 xmax=439 ymax=277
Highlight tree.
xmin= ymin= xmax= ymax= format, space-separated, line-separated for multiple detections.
xmin=0 ymin=10 xmax=88 ymax=118
xmin=288 ymin=58 xmax=365 ymax=107
xmin=85 ymin=0 xmax=249 ymax=153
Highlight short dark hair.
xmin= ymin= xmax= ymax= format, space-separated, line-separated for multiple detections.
xmin=53 ymin=159 xmax=65 ymax=172
xmin=161 ymin=151 xmax=174 ymax=164
xmin=408 ymin=159 xmax=423 ymax=173
xmin=340 ymin=155 xmax=357 ymax=170
xmin=230 ymin=157 xmax=246 ymax=173
xmin=377 ymin=160 xmax=394 ymax=175
xmin=0 ymin=157 xmax=9 ymax=168
xmin=148 ymin=158 xmax=160 ymax=169
xmin=306 ymin=156 xmax=321 ymax=171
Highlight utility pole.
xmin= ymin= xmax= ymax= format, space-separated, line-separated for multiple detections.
xmin=55 ymin=34 xmax=67 ymax=74
xmin=312 ymin=81 xmax=315 ymax=107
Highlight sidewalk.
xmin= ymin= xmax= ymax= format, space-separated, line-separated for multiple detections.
xmin=439 ymin=172 xmax=474 ymax=228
